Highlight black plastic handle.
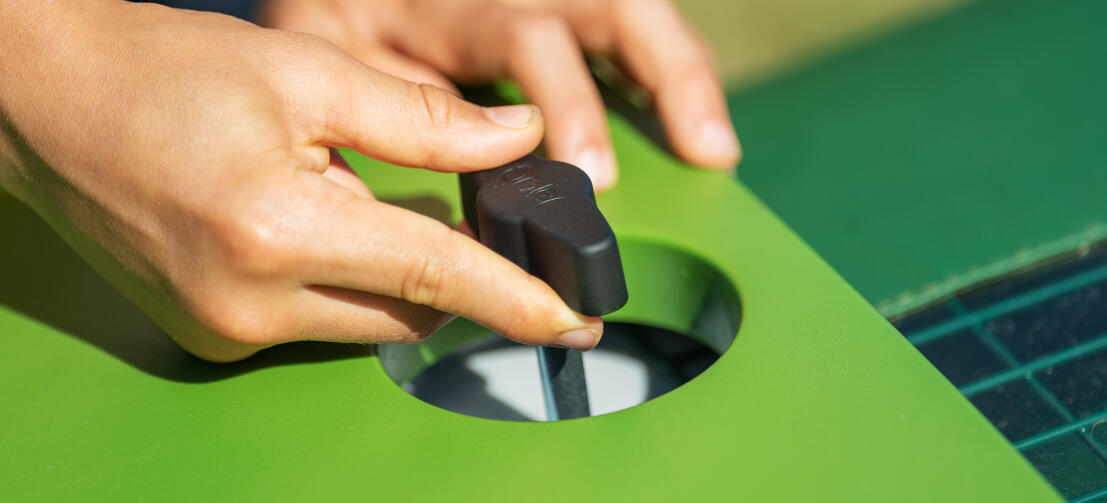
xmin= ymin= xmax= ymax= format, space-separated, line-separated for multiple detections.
xmin=459 ymin=154 xmax=628 ymax=316
xmin=459 ymin=154 xmax=628 ymax=420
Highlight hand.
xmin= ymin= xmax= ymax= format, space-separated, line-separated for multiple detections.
xmin=0 ymin=0 xmax=601 ymax=362
xmin=258 ymin=0 xmax=741 ymax=190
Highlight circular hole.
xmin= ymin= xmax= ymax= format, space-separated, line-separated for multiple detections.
xmin=377 ymin=240 xmax=741 ymax=421
xmin=401 ymin=323 xmax=723 ymax=421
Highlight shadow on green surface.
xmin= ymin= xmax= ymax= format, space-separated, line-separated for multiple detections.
xmin=0 ymin=190 xmax=367 ymax=382
xmin=380 ymin=194 xmax=454 ymax=224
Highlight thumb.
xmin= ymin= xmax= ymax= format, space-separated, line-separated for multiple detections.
xmin=285 ymin=43 xmax=544 ymax=171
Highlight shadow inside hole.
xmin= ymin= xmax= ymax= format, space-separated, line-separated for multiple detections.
xmin=379 ymin=239 xmax=742 ymax=421
xmin=404 ymin=323 xmax=723 ymax=422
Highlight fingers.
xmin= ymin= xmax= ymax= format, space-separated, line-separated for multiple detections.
xmin=347 ymin=47 xmax=460 ymax=95
xmin=298 ymin=193 xmax=603 ymax=349
xmin=499 ymin=14 xmax=618 ymax=190
xmin=176 ymin=286 xmax=453 ymax=362
xmin=321 ymin=148 xmax=373 ymax=198
xmin=259 ymin=0 xmax=459 ymax=92
xmin=610 ymin=0 xmax=740 ymax=168
xmin=293 ymin=285 xmax=454 ymax=344
xmin=340 ymin=72 xmax=543 ymax=170
xmin=282 ymin=42 xmax=544 ymax=172
xmin=270 ymin=0 xmax=737 ymax=179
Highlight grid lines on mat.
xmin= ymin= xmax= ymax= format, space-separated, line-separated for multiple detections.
xmin=895 ymin=248 xmax=1107 ymax=502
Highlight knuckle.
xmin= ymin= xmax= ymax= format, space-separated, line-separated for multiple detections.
xmin=270 ymin=30 xmax=352 ymax=87
xmin=208 ymin=198 xmax=299 ymax=278
xmin=258 ymin=29 xmax=340 ymax=70
xmin=411 ymin=82 xmax=455 ymax=129
xmin=192 ymin=297 xmax=281 ymax=346
xmin=398 ymin=225 xmax=457 ymax=307
xmin=219 ymin=222 xmax=284 ymax=275
xmin=285 ymin=30 xmax=341 ymax=55
xmin=406 ymin=83 xmax=456 ymax=167
xmin=399 ymin=254 xmax=447 ymax=307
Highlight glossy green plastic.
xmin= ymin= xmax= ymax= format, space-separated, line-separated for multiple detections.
xmin=0 ymin=115 xmax=1060 ymax=501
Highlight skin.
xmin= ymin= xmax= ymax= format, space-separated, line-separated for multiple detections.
xmin=256 ymin=0 xmax=742 ymax=190
xmin=0 ymin=0 xmax=737 ymax=362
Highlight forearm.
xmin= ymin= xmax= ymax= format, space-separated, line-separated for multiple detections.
xmin=0 ymin=1 xmax=46 ymax=192
xmin=0 ymin=0 xmax=122 ymax=193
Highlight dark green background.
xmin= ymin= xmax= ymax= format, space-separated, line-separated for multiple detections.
xmin=729 ymin=0 xmax=1107 ymax=316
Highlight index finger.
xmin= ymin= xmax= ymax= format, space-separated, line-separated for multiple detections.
xmin=610 ymin=0 xmax=741 ymax=168
xmin=501 ymin=13 xmax=618 ymax=190
xmin=294 ymin=182 xmax=604 ymax=350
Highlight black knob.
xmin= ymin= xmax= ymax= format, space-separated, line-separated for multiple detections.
xmin=459 ymin=154 xmax=628 ymax=316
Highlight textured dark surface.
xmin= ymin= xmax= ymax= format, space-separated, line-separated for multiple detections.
xmin=897 ymin=247 xmax=1107 ymax=501
xmin=1024 ymin=435 xmax=1107 ymax=500
xmin=460 ymin=155 xmax=627 ymax=317
xmin=968 ymin=380 xmax=1066 ymax=442
xmin=1039 ymin=348 xmax=1107 ymax=420
xmin=917 ymin=328 xmax=1009 ymax=387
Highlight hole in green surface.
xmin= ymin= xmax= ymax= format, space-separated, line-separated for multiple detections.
xmin=376 ymin=240 xmax=742 ymax=421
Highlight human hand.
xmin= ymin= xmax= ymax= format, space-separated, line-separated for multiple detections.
xmin=0 ymin=0 xmax=601 ymax=362
xmin=258 ymin=0 xmax=741 ymax=190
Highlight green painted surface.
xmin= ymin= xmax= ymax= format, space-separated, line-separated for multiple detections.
xmin=730 ymin=0 xmax=1107 ymax=317
xmin=0 ymin=112 xmax=1059 ymax=500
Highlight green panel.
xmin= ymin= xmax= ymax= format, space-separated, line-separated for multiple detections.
xmin=0 ymin=110 xmax=1059 ymax=500
xmin=730 ymin=0 xmax=1107 ymax=317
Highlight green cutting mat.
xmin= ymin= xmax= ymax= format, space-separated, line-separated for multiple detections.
xmin=728 ymin=0 xmax=1107 ymax=317
xmin=896 ymin=246 xmax=1107 ymax=501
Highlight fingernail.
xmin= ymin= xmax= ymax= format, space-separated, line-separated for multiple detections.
xmin=698 ymin=120 xmax=740 ymax=166
xmin=572 ymin=148 xmax=617 ymax=190
xmin=484 ymin=104 xmax=538 ymax=129
xmin=556 ymin=328 xmax=599 ymax=351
